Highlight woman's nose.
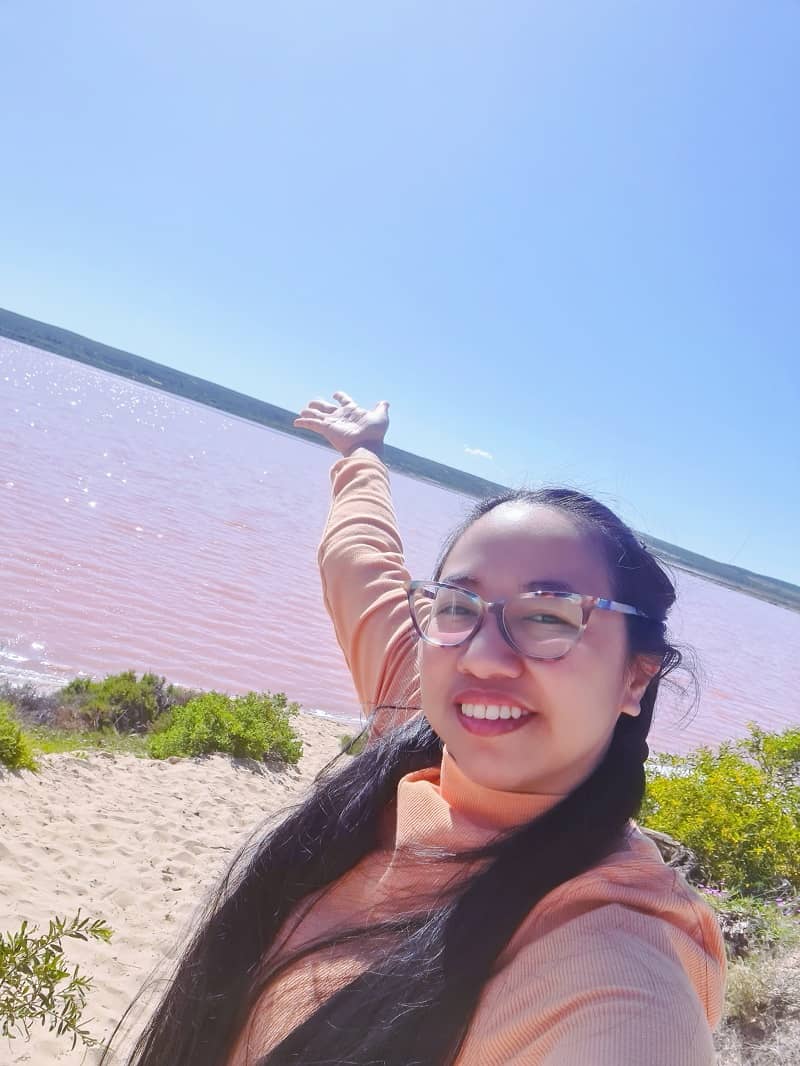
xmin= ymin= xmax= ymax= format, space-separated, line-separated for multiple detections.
xmin=456 ymin=611 xmax=523 ymax=679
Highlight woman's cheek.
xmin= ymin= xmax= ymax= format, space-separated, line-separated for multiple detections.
xmin=419 ymin=646 xmax=456 ymax=726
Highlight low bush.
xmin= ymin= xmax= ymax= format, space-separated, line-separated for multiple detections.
xmin=643 ymin=725 xmax=800 ymax=895
xmin=59 ymin=671 xmax=182 ymax=732
xmin=0 ymin=911 xmax=112 ymax=1050
xmin=148 ymin=691 xmax=303 ymax=764
xmin=1 ymin=673 xmax=202 ymax=733
xmin=0 ymin=701 xmax=37 ymax=771
xmin=739 ymin=724 xmax=800 ymax=790
xmin=701 ymin=890 xmax=799 ymax=959
xmin=0 ymin=681 xmax=60 ymax=726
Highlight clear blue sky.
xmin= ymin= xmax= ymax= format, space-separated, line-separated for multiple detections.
xmin=1 ymin=1 xmax=798 ymax=584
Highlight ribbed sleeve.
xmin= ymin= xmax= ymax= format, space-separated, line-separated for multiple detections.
xmin=469 ymin=908 xmax=717 ymax=1064
xmin=318 ymin=449 xmax=421 ymax=735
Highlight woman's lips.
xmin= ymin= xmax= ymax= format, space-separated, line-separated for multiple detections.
xmin=453 ymin=698 xmax=538 ymax=736
xmin=457 ymin=713 xmax=536 ymax=736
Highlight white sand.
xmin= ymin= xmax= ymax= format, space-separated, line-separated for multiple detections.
xmin=0 ymin=714 xmax=345 ymax=1065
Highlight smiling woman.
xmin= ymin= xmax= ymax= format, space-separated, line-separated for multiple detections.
xmin=116 ymin=393 xmax=726 ymax=1066
xmin=416 ymin=491 xmax=665 ymax=797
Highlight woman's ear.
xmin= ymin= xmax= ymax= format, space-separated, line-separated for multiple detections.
xmin=619 ymin=655 xmax=662 ymax=718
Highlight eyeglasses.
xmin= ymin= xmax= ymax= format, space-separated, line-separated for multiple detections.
xmin=405 ymin=580 xmax=652 ymax=662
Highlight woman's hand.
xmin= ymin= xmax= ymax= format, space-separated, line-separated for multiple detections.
xmin=294 ymin=392 xmax=390 ymax=457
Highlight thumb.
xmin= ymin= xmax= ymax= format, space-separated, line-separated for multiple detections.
xmin=377 ymin=400 xmax=390 ymax=410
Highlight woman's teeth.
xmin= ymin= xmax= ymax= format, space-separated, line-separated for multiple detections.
xmin=459 ymin=704 xmax=529 ymax=720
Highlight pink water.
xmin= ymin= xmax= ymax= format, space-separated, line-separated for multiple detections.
xmin=1 ymin=338 xmax=798 ymax=755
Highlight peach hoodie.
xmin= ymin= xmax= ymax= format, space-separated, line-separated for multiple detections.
xmin=228 ymin=450 xmax=726 ymax=1066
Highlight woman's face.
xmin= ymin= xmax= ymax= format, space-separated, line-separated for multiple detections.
xmin=420 ymin=502 xmax=655 ymax=795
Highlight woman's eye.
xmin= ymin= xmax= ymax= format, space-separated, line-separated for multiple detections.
xmin=436 ymin=603 xmax=476 ymax=617
xmin=526 ymin=613 xmax=566 ymax=625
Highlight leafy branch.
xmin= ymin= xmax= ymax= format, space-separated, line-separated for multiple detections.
xmin=0 ymin=911 xmax=112 ymax=1050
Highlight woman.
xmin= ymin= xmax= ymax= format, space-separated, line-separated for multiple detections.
xmin=122 ymin=393 xmax=726 ymax=1066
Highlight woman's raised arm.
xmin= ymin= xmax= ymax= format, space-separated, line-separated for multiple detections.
xmin=294 ymin=393 xmax=421 ymax=738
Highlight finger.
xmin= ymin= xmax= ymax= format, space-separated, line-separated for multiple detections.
xmin=332 ymin=390 xmax=354 ymax=405
xmin=307 ymin=398 xmax=337 ymax=413
xmin=293 ymin=416 xmax=324 ymax=431
xmin=296 ymin=407 xmax=324 ymax=420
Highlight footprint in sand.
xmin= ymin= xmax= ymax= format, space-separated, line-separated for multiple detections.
xmin=109 ymin=887 xmax=140 ymax=910
xmin=178 ymin=838 xmax=209 ymax=856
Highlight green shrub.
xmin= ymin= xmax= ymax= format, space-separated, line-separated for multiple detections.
xmin=0 ymin=682 xmax=59 ymax=726
xmin=643 ymin=725 xmax=800 ymax=895
xmin=0 ymin=911 xmax=112 ymax=1049
xmin=148 ymin=691 xmax=303 ymax=764
xmin=59 ymin=671 xmax=181 ymax=732
xmin=701 ymin=890 xmax=799 ymax=958
xmin=739 ymin=724 xmax=800 ymax=790
xmin=0 ymin=701 xmax=37 ymax=771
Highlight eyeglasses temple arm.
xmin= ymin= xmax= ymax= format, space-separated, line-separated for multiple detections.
xmin=595 ymin=597 xmax=651 ymax=619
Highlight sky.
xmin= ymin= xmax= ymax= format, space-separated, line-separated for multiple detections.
xmin=1 ymin=1 xmax=798 ymax=585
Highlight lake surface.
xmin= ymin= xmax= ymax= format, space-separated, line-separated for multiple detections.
xmin=2 ymin=337 xmax=798 ymax=755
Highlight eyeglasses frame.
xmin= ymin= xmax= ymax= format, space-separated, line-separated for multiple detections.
xmin=404 ymin=579 xmax=652 ymax=662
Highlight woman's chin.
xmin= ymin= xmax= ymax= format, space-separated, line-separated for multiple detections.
xmin=448 ymin=741 xmax=547 ymax=795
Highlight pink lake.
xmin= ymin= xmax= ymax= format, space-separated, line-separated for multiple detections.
xmin=1 ymin=337 xmax=798 ymax=755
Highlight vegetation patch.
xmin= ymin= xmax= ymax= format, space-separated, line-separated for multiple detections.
xmin=53 ymin=671 xmax=192 ymax=732
xmin=0 ymin=673 xmax=303 ymax=767
xmin=0 ymin=911 xmax=112 ymax=1050
xmin=26 ymin=727 xmax=150 ymax=758
xmin=700 ymin=889 xmax=799 ymax=959
xmin=643 ymin=725 xmax=800 ymax=1061
xmin=0 ymin=701 xmax=38 ymax=771
xmin=0 ymin=681 xmax=60 ymax=725
xmin=148 ymin=690 xmax=303 ymax=764
xmin=715 ymin=943 xmax=800 ymax=1064
xmin=643 ymin=724 xmax=800 ymax=895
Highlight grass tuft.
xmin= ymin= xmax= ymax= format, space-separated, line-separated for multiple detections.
xmin=26 ymin=727 xmax=150 ymax=757
xmin=716 ymin=944 xmax=800 ymax=1063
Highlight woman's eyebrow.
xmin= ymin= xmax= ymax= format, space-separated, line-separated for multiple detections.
xmin=521 ymin=580 xmax=576 ymax=593
xmin=441 ymin=575 xmax=577 ymax=594
xmin=440 ymin=573 xmax=480 ymax=589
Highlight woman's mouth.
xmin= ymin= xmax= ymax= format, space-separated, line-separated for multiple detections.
xmin=456 ymin=702 xmax=537 ymax=736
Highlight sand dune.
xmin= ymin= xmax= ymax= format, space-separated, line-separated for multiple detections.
xmin=0 ymin=714 xmax=344 ymax=1065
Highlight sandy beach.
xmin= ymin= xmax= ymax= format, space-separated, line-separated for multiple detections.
xmin=0 ymin=713 xmax=345 ymax=1065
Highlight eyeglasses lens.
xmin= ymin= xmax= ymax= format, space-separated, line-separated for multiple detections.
xmin=410 ymin=584 xmax=479 ymax=644
xmin=503 ymin=595 xmax=582 ymax=659
xmin=410 ymin=584 xmax=583 ymax=659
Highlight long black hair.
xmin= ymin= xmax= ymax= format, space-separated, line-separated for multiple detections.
xmin=113 ymin=488 xmax=688 ymax=1066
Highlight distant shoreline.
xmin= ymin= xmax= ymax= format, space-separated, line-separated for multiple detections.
xmin=2 ymin=305 xmax=798 ymax=614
